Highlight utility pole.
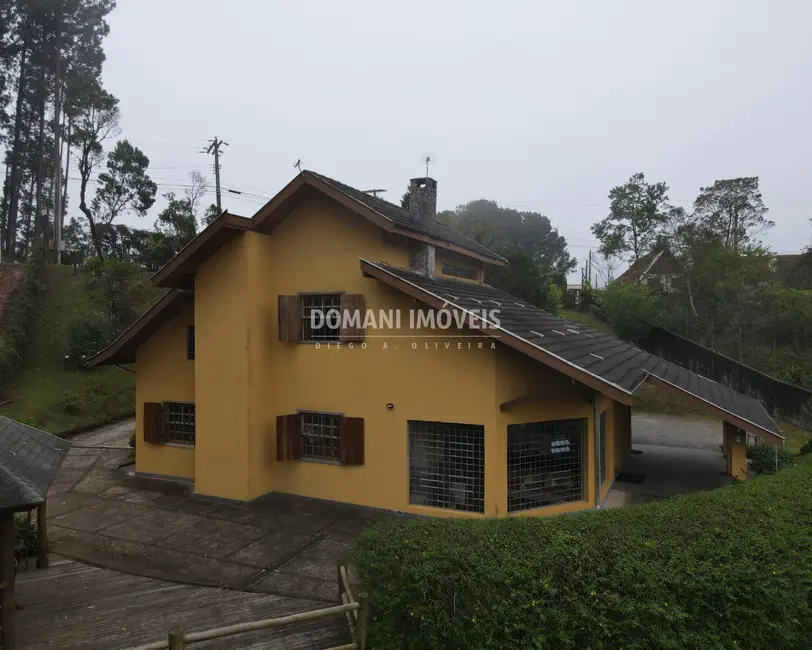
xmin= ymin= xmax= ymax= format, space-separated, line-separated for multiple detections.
xmin=205 ymin=137 xmax=228 ymax=211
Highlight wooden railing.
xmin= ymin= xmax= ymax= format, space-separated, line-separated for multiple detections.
xmin=127 ymin=563 xmax=367 ymax=650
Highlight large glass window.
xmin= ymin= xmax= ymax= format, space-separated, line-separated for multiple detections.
xmin=507 ymin=418 xmax=585 ymax=513
xmin=408 ymin=421 xmax=485 ymax=513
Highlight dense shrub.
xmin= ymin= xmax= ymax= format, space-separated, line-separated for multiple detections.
xmin=0 ymin=243 xmax=46 ymax=382
xmin=747 ymin=442 xmax=797 ymax=474
xmin=800 ymin=439 xmax=812 ymax=456
xmin=66 ymin=311 xmax=114 ymax=365
xmin=355 ymin=458 xmax=812 ymax=649
xmin=597 ymin=281 xmax=663 ymax=342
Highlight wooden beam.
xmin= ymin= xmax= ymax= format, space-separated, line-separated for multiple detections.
xmin=499 ymin=393 xmax=535 ymax=412
xmin=37 ymin=502 xmax=48 ymax=569
xmin=1 ymin=510 xmax=17 ymax=650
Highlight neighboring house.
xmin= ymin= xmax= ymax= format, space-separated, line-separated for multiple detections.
xmin=565 ymin=284 xmax=582 ymax=306
xmin=617 ymin=248 xmax=683 ymax=294
xmin=91 ymin=171 xmax=782 ymax=518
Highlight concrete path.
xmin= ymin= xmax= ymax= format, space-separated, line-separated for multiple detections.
xmin=631 ymin=412 xmax=721 ymax=450
xmin=70 ymin=417 xmax=135 ymax=448
xmin=47 ymin=445 xmax=386 ymax=605
xmin=604 ymin=413 xmax=729 ymax=508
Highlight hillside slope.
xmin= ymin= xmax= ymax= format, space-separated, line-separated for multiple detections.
xmin=0 ymin=265 xmax=156 ymax=435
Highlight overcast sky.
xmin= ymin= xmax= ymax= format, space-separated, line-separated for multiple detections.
xmin=76 ymin=0 xmax=812 ymax=280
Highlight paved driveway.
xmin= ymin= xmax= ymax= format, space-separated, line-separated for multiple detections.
xmin=48 ymin=445 xmax=388 ymax=602
xmin=604 ymin=413 xmax=730 ymax=508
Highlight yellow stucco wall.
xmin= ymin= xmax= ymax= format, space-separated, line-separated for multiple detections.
xmin=243 ymin=196 xmax=499 ymax=513
xmin=495 ymin=345 xmax=598 ymax=515
xmin=134 ymin=300 xmax=195 ymax=480
xmin=134 ymin=192 xmax=628 ymax=516
xmin=194 ymin=236 xmax=252 ymax=500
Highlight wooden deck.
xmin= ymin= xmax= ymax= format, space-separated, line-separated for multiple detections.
xmin=15 ymin=558 xmax=348 ymax=649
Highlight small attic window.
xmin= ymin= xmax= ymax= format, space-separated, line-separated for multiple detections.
xmin=441 ymin=262 xmax=477 ymax=281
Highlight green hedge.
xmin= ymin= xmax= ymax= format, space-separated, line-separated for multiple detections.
xmin=355 ymin=458 xmax=812 ymax=649
xmin=0 ymin=245 xmax=46 ymax=383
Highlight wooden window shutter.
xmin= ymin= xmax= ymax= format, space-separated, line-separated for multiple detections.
xmin=143 ymin=402 xmax=163 ymax=444
xmin=276 ymin=414 xmax=302 ymax=461
xmin=339 ymin=417 xmax=364 ymax=465
xmin=278 ymin=295 xmax=302 ymax=341
xmin=339 ymin=294 xmax=366 ymax=342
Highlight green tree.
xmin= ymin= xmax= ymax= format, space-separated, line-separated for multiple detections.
xmin=592 ymin=172 xmax=670 ymax=262
xmin=201 ymin=203 xmax=220 ymax=227
xmin=598 ymin=282 xmax=662 ymax=341
xmin=154 ymin=191 xmax=197 ymax=257
xmin=79 ymin=135 xmax=156 ymax=260
xmin=452 ymin=199 xmax=576 ymax=276
xmin=693 ymin=177 xmax=773 ymax=252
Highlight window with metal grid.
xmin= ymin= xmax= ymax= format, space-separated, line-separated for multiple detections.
xmin=187 ymin=325 xmax=195 ymax=360
xmin=301 ymin=294 xmax=342 ymax=342
xmin=408 ymin=421 xmax=484 ymax=514
xmin=165 ymin=403 xmax=195 ymax=446
xmin=301 ymin=412 xmax=341 ymax=460
xmin=507 ymin=418 xmax=585 ymax=513
xmin=600 ymin=411 xmax=607 ymax=484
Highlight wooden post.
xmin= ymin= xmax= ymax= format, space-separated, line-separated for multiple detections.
xmin=336 ymin=559 xmax=343 ymax=604
xmin=168 ymin=629 xmax=185 ymax=649
xmin=36 ymin=501 xmax=48 ymax=569
xmin=1 ymin=510 xmax=17 ymax=650
xmin=357 ymin=593 xmax=368 ymax=650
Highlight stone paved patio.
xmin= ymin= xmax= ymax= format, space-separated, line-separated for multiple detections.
xmin=47 ymin=446 xmax=391 ymax=602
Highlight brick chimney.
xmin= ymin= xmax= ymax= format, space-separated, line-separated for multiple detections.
xmin=408 ymin=177 xmax=437 ymax=228
xmin=408 ymin=177 xmax=437 ymax=277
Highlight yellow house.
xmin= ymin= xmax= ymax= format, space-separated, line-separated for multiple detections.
xmin=91 ymin=171 xmax=783 ymax=517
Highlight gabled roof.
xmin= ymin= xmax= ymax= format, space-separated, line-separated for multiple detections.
xmin=152 ymin=210 xmax=253 ymax=289
xmin=154 ymin=172 xmax=505 ymax=290
xmin=618 ymin=248 xmax=683 ymax=284
xmin=252 ymin=171 xmax=506 ymax=266
xmin=361 ymin=260 xmax=782 ymax=442
xmin=0 ymin=416 xmax=70 ymax=511
xmin=87 ymin=290 xmax=193 ymax=366
xmin=304 ymin=172 xmax=506 ymax=264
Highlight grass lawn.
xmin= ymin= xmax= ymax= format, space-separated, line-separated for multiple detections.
xmin=0 ymin=265 xmax=153 ymax=436
xmin=561 ymin=308 xmax=614 ymax=334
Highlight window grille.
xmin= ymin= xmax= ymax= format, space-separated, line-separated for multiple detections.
xmin=187 ymin=325 xmax=195 ymax=360
xmin=165 ymin=403 xmax=195 ymax=446
xmin=408 ymin=421 xmax=484 ymax=513
xmin=600 ymin=411 xmax=607 ymax=484
xmin=301 ymin=412 xmax=341 ymax=460
xmin=507 ymin=418 xmax=585 ymax=513
xmin=301 ymin=294 xmax=341 ymax=342
xmin=441 ymin=263 xmax=478 ymax=281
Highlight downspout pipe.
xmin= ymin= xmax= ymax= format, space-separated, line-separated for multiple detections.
xmin=594 ymin=393 xmax=601 ymax=509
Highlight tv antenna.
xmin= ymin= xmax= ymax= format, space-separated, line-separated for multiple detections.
xmin=363 ymin=188 xmax=387 ymax=198
xmin=421 ymin=153 xmax=436 ymax=179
